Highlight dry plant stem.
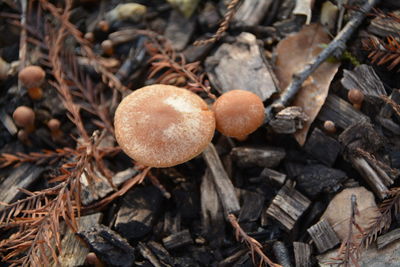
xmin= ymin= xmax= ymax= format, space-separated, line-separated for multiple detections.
xmin=194 ymin=0 xmax=242 ymax=46
xmin=17 ymin=0 xmax=28 ymax=94
xmin=381 ymin=95 xmax=400 ymax=118
xmin=266 ymin=0 xmax=380 ymax=122
xmin=227 ymin=214 xmax=282 ymax=267
xmin=335 ymin=195 xmax=363 ymax=267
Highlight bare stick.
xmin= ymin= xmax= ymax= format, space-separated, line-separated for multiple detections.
xmin=266 ymin=0 xmax=381 ymax=122
xmin=17 ymin=0 xmax=28 ymax=94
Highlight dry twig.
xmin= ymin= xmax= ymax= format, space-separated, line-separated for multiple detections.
xmin=194 ymin=0 xmax=242 ymax=46
xmin=266 ymin=0 xmax=381 ymax=122
xmin=227 ymin=214 xmax=282 ymax=267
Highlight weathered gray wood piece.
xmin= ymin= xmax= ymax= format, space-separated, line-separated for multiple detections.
xmin=164 ymin=10 xmax=196 ymax=51
xmin=231 ymin=146 xmax=285 ymax=168
xmin=0 ymin=163 xmax=44 ymax=204
xmin=137 ymin=242 xmax=163 ymax=267
xmin=273 ymin=241 xmax=293 ymax=267
xmin=81 ymin=167 xmax=138 ymax=206
xmin=56 ymin=213 xmax=102 ymax=267
xmin=233 ymin=0 xmax=273 ymax=26
xmin=146 ymin=241 xmax=175 ymax=266
xmin=307 ymin=218 xmax=340 ymax=253
xmin=238 ymin=190 xmax=265 ymax=223
xmin=380 ymin=89 xmax=400 ymax=118
xmin=200 ymin=169 xmax=225 ymax=237
xmin=205 ymin=32 xmax=278 ymax=101
xmin=368 ymin=11 xmax=400 ymax=37
xmin=260 ymin=168 xmax=286 ymax=185
xmin=341 ymin=64 xmax=386 ymax=99
xmin=266 ymin=181 xmax=311 ymax=231
xmin=270 ymin=106 xmax=309 ymax=134
xmin=202 ymin=143 xmax=240 ymax=215
xmin=293 ymin=242 xmax=312 ymax=267
xmin=0 ymin=108 xmax=17 ymax=135
xmin=78 ymin=224 xmax=135 ymax=267
xmin=377 ymin=228 xmax=400 ymax=249
xmin=115 ymin=186 xmax=163 ymax=239
xmin=351 ymin=157 xmax=392 ymax=199
xmin=339 ymin=121 xmax=395 ymax=199
xmin=162 ymin=229 xmax=193 ymax=250
xmin=318 ymin=94 xmax=370 ymax=129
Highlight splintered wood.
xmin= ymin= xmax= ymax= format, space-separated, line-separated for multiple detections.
xmin=266 ymin=182 xmax=311 ymax=231
xmin=307 ymin=218 xmax=340 ymax=253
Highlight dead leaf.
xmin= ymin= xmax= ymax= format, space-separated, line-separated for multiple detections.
xmin=275 ymin=23 xmax=340 ymax=145
xmin=321 ymin=187 xmax=381 ymax=241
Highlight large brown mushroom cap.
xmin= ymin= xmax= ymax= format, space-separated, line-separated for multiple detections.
xmin=18 ymin=65 xmax=45 ymax=89
xmin=213 ymin=90 xmax=265 ymax=139
xmin=114 ymin=84 xmax=215 ymax=167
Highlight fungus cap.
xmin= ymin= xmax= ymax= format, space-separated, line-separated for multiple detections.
xmin=348 ymin=89 xmax=364 ymax=105
xmin=18 ymin=65 xmax=45 ymax=89
xmin=213 ymin=90 xmax=265 ymax=139
xmin=114 ymin=84 xmax=215 ymax=167
xmin=13 ymin=106 xmax=35 ymax=129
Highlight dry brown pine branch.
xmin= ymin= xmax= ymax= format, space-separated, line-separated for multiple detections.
xmin=194 ymin=0 xmax=242 ymax=46
xmin=146 ymin=36 xmax=216 ymax=99
xmin=227 ymin=214 xmax=282 ymax=267
xmin=331 ymin=195 xmax=364 ymax=267
xmin=0 ymin=151 xmax=87 ymax=266
xmin=359 ymin=187 xmax=400 ymax=249
xmin=362 ymin=36 xmax=400 ymax=70
xmin=39 ymin=0 xmax=128 ymax=93
xmin=381 ymin=95 xmax=400 ymax=118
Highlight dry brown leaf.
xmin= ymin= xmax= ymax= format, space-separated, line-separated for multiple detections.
xmin=275 ymin=23 xmax=340 ymax=145
xmin=321 ymin=187 xmax=381 ymax=241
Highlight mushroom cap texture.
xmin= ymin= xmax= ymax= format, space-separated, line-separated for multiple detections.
xmin=213 ymin=90 xmax=265 ymax=138
xmin=18 ymin=65 xmax=45 ymax=89
xmin=348 ymin=88 xmax=364 ymax=104
xmin=114 ymin=84 xmax=215 ymax=167
xmin=13 ymin=106 xmax=35 ymax=128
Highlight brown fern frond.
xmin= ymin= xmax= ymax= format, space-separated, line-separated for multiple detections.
xmin=227 ymin=214 xmax=282 ymax=267
xmin=146 ymin=36 xmax=216 ymax=99
xmin=194 ymin=0 xmax=242 ymax=46
xmin=363 ymin=36 xmax=400 ymax=70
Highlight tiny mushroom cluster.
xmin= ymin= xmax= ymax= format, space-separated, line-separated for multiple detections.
xmin=114 ymin=84 xmax=266 ymax=168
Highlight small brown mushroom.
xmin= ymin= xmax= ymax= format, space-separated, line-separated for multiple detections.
xmin=18 ymin=65 xmax=45 ymax=100
xmin=98 ymin=20 xmax=110 ymax=32
xmin=213 ymin=90 xmax=265 ymax=140
xmin=348 ymin=88 xmax=364 ymax=110
xmin=323 ymin=120 xmax=336 ymax=134
xmin=114 ymin=84 xmax=215 ymax=167
xmin=84 ymin=32 xmax=95 ymax=43
xmin=13 ymin=106 xmax=35 ymax=133
xmin=101 ymin=40 xmax=114 ymax=56
xmin=47 ymin=118 xmax=63 ymax=141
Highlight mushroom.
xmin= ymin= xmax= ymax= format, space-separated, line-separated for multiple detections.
xmin=47 ymin=118 xmax=63 ymax=141
xmin=323 ymin=120 xmax=336 ymax=134
xmin=18 ymin=65 xmax=45 ymax=100
xmin=13 ymin=106 xmax=35 ymax=133
xmin=213 ymin=90 xmax=265 ymax=140
xmin=348 ymin=88 xmax=364 ymax=110
xmin=101 ymin=40 xmax=114 ymax=56
xmin=114 ymin=84 xmax=215 ymax=167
